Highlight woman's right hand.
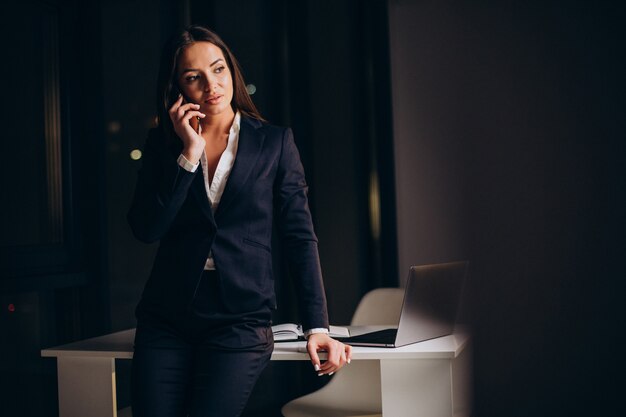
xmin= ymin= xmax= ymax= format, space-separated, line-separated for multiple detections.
xmin=168 ymin=94 xmax=206 ymax=164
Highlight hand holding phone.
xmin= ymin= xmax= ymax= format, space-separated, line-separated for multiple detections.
xmin=168 ymin=88 xmax=205 ymax=163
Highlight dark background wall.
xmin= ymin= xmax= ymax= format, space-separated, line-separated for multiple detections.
xmin=386 ymin=1 xmax=624 ymax=415
xmin=1 ymin=0 xmax=624 ymax=416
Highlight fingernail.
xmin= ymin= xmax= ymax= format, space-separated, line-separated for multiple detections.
xmin=317 ymin=372 xmax=323 ymax=377
xmin=314 ymin=364 xmax=321 ymax=371
xmin=347 ymin=359 xmax=351 ymax=364
xmin=329 ymin=372 xmax=334 ymax=376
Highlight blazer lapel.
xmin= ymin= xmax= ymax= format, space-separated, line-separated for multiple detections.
xmin=214 ymin=117 xmax=265 ymax=220
xmin=189 ymin=163 xmax=217 ymax=226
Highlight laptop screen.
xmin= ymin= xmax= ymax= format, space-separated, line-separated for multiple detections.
xmin=395 ymin=261 xmax=468 ymax=347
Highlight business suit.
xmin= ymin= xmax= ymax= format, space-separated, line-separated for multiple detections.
xmin=128 ymin=116 xmax=329 ymax=416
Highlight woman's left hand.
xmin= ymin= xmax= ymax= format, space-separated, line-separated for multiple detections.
xmin=306 ymin=333 xmax=352 ymax=376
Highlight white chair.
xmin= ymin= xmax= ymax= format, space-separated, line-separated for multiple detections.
xmin=281 ymin=288 xmax=405 ymax=417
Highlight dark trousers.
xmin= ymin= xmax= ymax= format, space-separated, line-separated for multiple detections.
xmin=131 ymin=270 xmax=274 ymax=417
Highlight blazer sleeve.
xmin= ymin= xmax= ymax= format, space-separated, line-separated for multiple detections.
xmin=274 ymin=127 xmax=329 ymax=331
xmin=127 ymin=128 xmax=197 ymax=243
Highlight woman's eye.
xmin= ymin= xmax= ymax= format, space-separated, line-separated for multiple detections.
xmin=185 ymin=75 xmax=199 ymax=82
xmin=215 ymin=66 xmax=226 ymax=74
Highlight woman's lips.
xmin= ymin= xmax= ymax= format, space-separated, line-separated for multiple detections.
xmin=205 ymin=95 xmax=223 ymax=105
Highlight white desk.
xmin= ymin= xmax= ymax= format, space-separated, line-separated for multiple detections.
xmin=42 ymin=327 xmax=471 ymax=417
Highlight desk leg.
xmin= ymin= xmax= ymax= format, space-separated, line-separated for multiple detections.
xmin=452 ymin=343 xmax=472 ymax=416
xmin=379 ymin=358 xmax=453 ymax=417
xmin=57 ymin=357 xmax=118 ymax=417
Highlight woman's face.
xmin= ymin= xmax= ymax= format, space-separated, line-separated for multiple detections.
xmin=176 ymin=41 xmax=234 ymax=117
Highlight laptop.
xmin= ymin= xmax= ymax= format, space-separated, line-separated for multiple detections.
xmin=337 ymin=261 xmax=469 ymax=348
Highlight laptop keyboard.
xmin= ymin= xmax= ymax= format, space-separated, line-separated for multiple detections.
xmin=336 ymin=328 xmax=398 ymax=344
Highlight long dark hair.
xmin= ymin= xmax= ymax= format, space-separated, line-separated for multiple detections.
xmin=155 ymin=25 xmax=264 ymax=141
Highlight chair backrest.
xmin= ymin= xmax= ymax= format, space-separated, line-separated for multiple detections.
xmin=350 ymin=288 xmax=405 ymax=326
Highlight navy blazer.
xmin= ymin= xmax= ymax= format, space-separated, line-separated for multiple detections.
xmin=128 ymin=116 xmax=329 ymax=330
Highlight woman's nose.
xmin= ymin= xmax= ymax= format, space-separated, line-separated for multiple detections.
xmin=205 ymin=77 xmax=218 ymax=92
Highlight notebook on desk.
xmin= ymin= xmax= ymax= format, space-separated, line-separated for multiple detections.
xmin=337 ymin=261 xmax=469 ymax=348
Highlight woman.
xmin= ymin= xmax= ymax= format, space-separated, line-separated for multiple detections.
xmin=128 ymin=25 xmax=352 ymax=417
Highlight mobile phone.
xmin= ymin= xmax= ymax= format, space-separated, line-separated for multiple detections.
xmin=168 ymin=84 xmax=181 ymax=108
xmin=169 ymin=85 xmax=200 ymax=133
